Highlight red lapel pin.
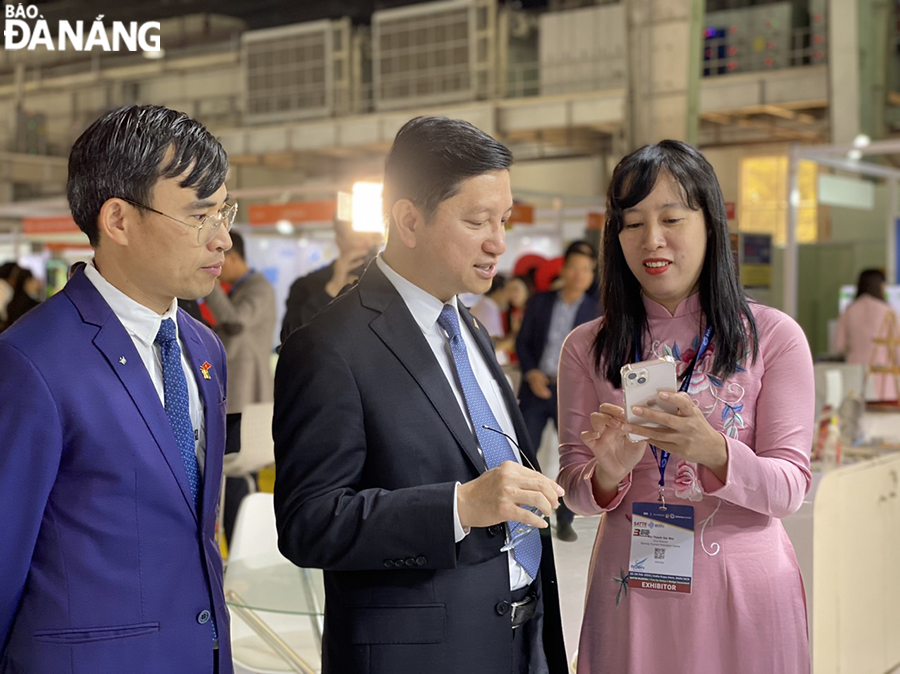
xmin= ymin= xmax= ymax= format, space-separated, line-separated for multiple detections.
xmin=200 ymin=361 xmax=212 ymax=380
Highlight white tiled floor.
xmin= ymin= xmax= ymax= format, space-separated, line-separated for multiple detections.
xmin=233 ymin=515 xmax=600 ymax=673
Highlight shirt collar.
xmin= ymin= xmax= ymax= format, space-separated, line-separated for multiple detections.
xmin=84 ymin=261 xmax=179 ymax=346
xmin=376 ymin=255 xmax=460 ymax=335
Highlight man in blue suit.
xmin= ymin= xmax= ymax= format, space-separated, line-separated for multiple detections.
xmin=0 ymin=105 xmax=235 ymax=673
xmin=516 ymin=241 xmax=600 ymax=542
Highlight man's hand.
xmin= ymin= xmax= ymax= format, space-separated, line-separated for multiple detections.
xmin=457 ymin=461 xmax=564 ymax=529
xmin=325 ymin=248 xmax=370 ymax=298
xmin=525 ymin=369 xmax=553 ymax=400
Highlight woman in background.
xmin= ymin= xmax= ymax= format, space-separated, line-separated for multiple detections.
xmin=557 ymin=140 xmax=814 ymax=673
xmin=834 ymin=268 xmax=898 ymax=401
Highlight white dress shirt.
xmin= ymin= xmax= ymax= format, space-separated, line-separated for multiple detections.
xmin=376 ymin=256 xmax=531 ymax=590
xmin=84 ymin=263 xmax=207 ymax=475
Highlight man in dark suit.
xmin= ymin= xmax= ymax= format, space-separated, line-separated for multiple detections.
xmin=516 ymin=241 xmax=600 ymax=542
xmin=274 ymin=116 xmax=568 ymax=674
xmin=279 ymin=219 xmax=381 ymax=344
xmin=0 ymin=105 xmax=234 ymax=673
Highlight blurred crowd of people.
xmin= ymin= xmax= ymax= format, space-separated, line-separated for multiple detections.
xmin=0 ymin=262 xmax=41 ymax=333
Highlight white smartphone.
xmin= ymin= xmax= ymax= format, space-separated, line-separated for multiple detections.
xmin=620 ymin=356 xmax=679 ymax=442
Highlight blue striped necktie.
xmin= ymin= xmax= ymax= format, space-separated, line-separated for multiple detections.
xmin=437 ymin=305 xmax=541 ymax=580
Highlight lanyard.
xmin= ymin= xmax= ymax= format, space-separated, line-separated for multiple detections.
xmin=634 ymin=323 xmax=714 ymax=499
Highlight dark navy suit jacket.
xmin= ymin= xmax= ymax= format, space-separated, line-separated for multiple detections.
xmin=274 ymin=262 xmax=567 ymax=674
xmin=0 ymin=269 xmax=232 ymax=674
xmin=516 ymin=290 xmax=601 ymax=391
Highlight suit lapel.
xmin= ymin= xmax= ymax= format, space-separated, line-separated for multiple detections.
xmin=65 ymin=272 xmax=199 ymax=520
xmin=360 ymin=265 xmax=486 ymax=475
xmin=178 ymin=312 xmax=225 ymax=526
xmin=458 ymin=305 xmax=542 ymax=473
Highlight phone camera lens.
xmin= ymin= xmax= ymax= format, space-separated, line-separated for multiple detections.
xmin=627 ymin=372 xmax=637 ymax=380
xmin=637 ymin=377 xmax=647 ymax=384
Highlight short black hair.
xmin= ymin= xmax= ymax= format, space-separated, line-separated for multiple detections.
xmin=564 ymin=239 xmax=597 ymax=264
xmin=67 ymin=105 xmax=228 ymax=246
xmin=228 ymin=231 xmax=246 ymax=261
xmin=383 ymin=116 xmax=513 ymax=226
xmin=488 ymin=274 xmax=507 ymax=295
xmin=857 ymin=268 xmax=886 ymax=299
xmin=594 ymin=139 xmax=758 ymax=388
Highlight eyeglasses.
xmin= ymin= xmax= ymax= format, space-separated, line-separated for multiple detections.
xmin=481 ymin=425 xmax=545 ymax=552
xmin=119 ymin=197 xmax=238 ymax=245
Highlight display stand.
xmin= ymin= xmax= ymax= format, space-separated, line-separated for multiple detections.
xmin=869 ymin=310 xmax=900 ymax=404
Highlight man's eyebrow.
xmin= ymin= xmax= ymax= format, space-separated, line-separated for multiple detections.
xmin=186 ymin=199 xmax=218 ymax=210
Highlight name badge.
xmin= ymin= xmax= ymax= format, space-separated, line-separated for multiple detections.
xmin=628 ymin=502 xmax=694 ymax=594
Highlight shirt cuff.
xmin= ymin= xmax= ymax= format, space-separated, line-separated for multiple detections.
xmin=453 ymin=482 xmax=471 ymax=543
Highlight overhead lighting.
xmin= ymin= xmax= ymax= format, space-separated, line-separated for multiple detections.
xmin=351 ymin=182 xmax=384 ymax=233
xmin=852 ymin=133 xmax=870 ymax=148
xmin=275 ymin=219 xmax=295 ymax=235
xmin=143 ymin=49 xmax=165 ymax=60
xmin=847 ymin=149 xmax=863 ymax=161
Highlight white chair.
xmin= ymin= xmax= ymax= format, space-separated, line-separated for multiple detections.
xmin=224 ymin=402 xmax=276 ymax=488
xmin=219 ymin=402 xmax=276 ymax=550
xmin=225 ymin=492 xmax=324 ymax=674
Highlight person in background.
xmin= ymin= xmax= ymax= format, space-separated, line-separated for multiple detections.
xmin=558 ymin=140 xmax=813 ymax=673
xmin=205 ymin=231 xmax=277 ymax=415
xmin=0 ymin=263 xmax=16 ymax=331
xmin=470 ymin=273 xmax=508 ymax=340
xmin=204 ymin=230 xmax=278 ymax=542
xmin=280 ymin=218 xmax=382 ymax=344
xmin=274 ymin=116 xmax=567 ymax=674
xmin=0 ymin=263 xmax=40 ymax=332
xmin=497 ymin=274 xmax=531 ymax=360
xmin=515 ymin=240 xmax=601 ymax=542
xmin=0 ymin=104 xmax=235 ymax=673
xmin=834 ymin=268 xmax=898 ymax=401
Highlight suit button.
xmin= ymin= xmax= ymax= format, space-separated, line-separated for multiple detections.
xmin=495 ymin=601 xmax=510 ymax=616
xmin=405 ymin=557 xmax=416 ymax=567
xmin=395 ymin=559 xmax=405 ymax=567
xmin=416 ymin=556 xmax=427 ymax=566
xmin=197 ymin=610 xmax=211 ymax=625
xmin=487 ymin=525 xmax=503 ymax=537
xmin=384 ymin=560 xmax=395 ymax=568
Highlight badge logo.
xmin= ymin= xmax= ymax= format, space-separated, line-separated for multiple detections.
xmin=200 ymin=361 xmax=212 ymax=380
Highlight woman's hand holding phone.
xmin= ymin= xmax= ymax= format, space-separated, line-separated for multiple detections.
xmin=628 ymin=391 xmax=729 ymax=482
xmin=581 ymin=403 xmax=647 ymax=506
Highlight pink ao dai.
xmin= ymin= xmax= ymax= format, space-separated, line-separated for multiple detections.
xmin=558 ymin=294 xmax=813 ymax=673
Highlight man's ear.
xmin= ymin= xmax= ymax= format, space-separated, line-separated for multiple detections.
xmin=96 ymin=198 xmax=133 ymax=247
xmin=390 ymin=199 xmax=424 ymax=249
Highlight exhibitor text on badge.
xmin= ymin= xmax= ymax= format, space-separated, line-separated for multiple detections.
xmin=4 ymin=4 xmax=161 ymax=52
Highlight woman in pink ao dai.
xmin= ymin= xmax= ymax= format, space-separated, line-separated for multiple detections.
xmin=558 ymin=141 xmax=814 ymax=673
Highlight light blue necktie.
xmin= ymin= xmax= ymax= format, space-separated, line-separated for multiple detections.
xmin=437 ymin=304 xmax=542 ymax=580
xmin=155 ymin=318 xmax=217 ymax=642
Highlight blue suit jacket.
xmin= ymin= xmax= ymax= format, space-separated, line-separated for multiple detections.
xmin=515 ymin=290 xmax=601 ymax=387
xmin=0 ymin=269 xmax=232 ymax=674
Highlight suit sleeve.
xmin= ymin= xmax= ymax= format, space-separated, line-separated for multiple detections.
xmin=697 ymin=315 xmax=813 ymax=518
xmin=515 ymin=295 xmax=543 ymax=374
xmin=273 ymin=329 xmax=458 ymax=572
xmin=204 ymin=280 xmax=275 ymax=336
xmin=0 ymin=342 xmax=63 ymax=650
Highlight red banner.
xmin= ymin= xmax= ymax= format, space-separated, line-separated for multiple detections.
xmin=248 ymin=200 xmax=337 ymax=226
xmin=23 ymin=216 xmax=79 ymax=234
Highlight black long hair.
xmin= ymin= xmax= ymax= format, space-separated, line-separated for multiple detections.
xmin=856 ymin=268 xmax=886 ymax=300
xmin=593 ymin=140 xmax=758 ymax=388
